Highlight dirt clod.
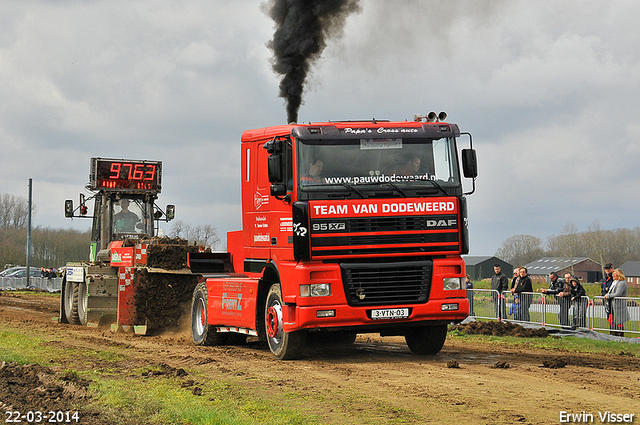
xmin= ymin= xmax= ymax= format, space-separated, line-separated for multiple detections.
xmin=542 ymin=358 xmax=568 ymax=369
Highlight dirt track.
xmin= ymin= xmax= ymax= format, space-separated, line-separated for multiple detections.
xmin=1 ymin=292 xmax=639 ymax=424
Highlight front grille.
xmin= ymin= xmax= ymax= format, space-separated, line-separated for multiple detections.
xmin=348 ymin=217 xmax=425 ymax=232
xmin=310 ymin=214 xmax=460 ymax=258
xmin=341 ymin=260 xmax=432 ymax=306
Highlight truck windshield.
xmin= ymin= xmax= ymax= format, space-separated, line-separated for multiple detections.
xmin=297 ymin=137 xmax=460 ymax=193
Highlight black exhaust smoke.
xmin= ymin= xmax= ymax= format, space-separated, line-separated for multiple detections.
xmin=265 ymin=0 xmax=361 ymax=124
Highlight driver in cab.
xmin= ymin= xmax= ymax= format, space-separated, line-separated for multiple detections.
xmin=114 ymin=199 xmax=139 ymax=232
xmin=300 ymin=158 xmax=324 ymax=185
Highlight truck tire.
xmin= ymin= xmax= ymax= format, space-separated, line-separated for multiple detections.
xmin=191 ymin=283 xmax=224 ymax=346
xmin=405 ymin=324 xmax=447 ymax=355
xmin=61 ymin=278 xmax=75 ymax=323
xmin=265 ymin=283 xmax=306 ymax=360
xmin=70 ymin=281 xmax=88 ymax=326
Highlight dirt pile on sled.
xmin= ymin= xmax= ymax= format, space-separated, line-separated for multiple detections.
xmin=133 ymin=270 xmax=199 ymax=330
xmin=145 ymin=237 xmax=203 ymax=270
xmin=125 ymin=237 xmax=204 ymax=330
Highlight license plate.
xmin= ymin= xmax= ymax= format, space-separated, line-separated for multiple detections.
xmin=370 ymin=308 xmax=409 ymax=320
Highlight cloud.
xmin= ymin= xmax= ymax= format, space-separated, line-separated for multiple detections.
xmin=1 ymin=0 xmax=640 ymax=257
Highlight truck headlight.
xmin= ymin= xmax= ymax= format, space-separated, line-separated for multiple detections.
xmin=443 ymin=277 xmax=462 ymax=290
xmin=300 ymin=283 xmax=331 ymax=297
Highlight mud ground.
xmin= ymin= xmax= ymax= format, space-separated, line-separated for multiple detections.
xmin=0 ymin=292 xmax=639 ymax=425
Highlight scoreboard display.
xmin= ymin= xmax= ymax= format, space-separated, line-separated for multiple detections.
xmin=90 ymin=158 xmax=162 ymax=192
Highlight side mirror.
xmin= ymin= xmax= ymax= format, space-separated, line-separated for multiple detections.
xmin=270 ymin=183 xmax=287 ymax=197
xmin=65 ymin=200 xmax=74 ymax=218
xmin=268 ymin=154 xmax=283 ymax=183
xmin=461 ymin=149 xmax=478 ymax=179
xmin=166 ymin=205 xmax=175 ymax=221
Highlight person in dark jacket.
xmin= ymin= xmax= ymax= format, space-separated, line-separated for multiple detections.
xmin=491 ymin=265 xmax=509 ymax=320
xmin=600 ymin=263 xmax=614 ymax=324
xmin=568 ymin=276 xmax=587 ymax=329
xmin=511 ymin=267 xmax=533 ymax=322
xmin=601 ymin=263 xmax=614 ymax=296
xmin=541 ymin=272 xmax=571 ymax=328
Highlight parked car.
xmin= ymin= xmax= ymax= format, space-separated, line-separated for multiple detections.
xmin=0 ymin=266 xmax=22 ymax=277
xmin=3 ymin=267 xmax=42 ymax=278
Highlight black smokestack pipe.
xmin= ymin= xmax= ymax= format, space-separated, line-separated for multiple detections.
xmin=266 ymin=0 xmax=360 ymax=124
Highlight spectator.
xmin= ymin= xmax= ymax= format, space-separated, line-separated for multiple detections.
xmin=508 ymin=295 xmax=522 ymax=320
xmin=600 ymin=263 xmax=614 ymax=324
xmin=465 ymin=275 xmax=474 ymax=317
xmin=40 ymin=267 xmax=46 ymax=278
xmin=491 ymin=264 xmax=509 ymax=321
xmin=510 ymin=268 xmax=519 ymax=290
xmin=603 ymin=268 xmax=629 ymax=337
xmin=568 ymin=276 xmax=587 ymax=329
xmin=541 ymin=272 xmax=571 ymax=328
xmin=511 ymin=267 xmax=533 ymax=322
xmin=601 ymin=263 xmax=614 ymax=296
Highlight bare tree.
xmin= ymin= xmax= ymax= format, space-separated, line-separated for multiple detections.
xmin=0 ymin=193 xmax=33 ymax=229
xmin=168 ymin=220 xmax=220 ymax=249
xmin=169 ymin=220 xmax=186 ymax=239
xmin=584 ymin=220 xmax=607 ymax=273
xmin=495 ymin=234 xmax=544 ymax=266
xmin=548 ymin=223 xmax=583 ymax=273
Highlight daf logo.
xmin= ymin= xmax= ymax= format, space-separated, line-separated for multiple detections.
xmin=426 ymin=219 xmax=457 ymax=227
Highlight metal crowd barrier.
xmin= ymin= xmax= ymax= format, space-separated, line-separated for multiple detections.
xmin=591 ymin=296 xmax=640 ymax=336
xmin=466 ymin=289 xmax=499 ymax=320
xmin=0 ymin=276 xmax=62 ymax=292
xmin=466 ymin=289 xmax=639 ymax=337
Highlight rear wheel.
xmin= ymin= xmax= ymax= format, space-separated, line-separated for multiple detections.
xmin=70 ymin=281 xmax=88 ymax=325
xmin=265 ymin=283 xmax=306 ymax=360
xmin=405 ymin=324 xmax=447 ymax=355
xmin=191 ymin=283 xmax=224 ymax=345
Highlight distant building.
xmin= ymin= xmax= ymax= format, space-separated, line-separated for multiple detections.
xmin=464 ymin=256 xmax=513 ymax=280
xmin=619 ymin=261 xmax=640 ymax=288
xmin=525 ymin=257 xmax=602 ymax=284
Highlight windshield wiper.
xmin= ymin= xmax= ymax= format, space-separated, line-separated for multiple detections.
xmin=380 ymin=182 xmax=408 ymax=197
xmin=416 ymin=179 xmax=448 ymax=196
xmin=339 ymin=184 xmax=366 ymax=198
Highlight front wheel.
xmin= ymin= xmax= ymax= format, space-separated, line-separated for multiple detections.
xmin=405 ymin=324 xmax=448 ymax=355
xmin=70 ymin=281 xmax=88 ymax=325
xmin=61 ymin=278 xmax=75 ymax=323
xmin=265 ymin=283 xmax=306 ymax=360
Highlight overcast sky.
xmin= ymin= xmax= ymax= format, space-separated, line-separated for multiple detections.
xmin=2 ymin=0 xmax=639 ymax=256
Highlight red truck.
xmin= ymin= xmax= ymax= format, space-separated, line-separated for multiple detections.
xmin=190 ymin=113 xmax=477 ymax=359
